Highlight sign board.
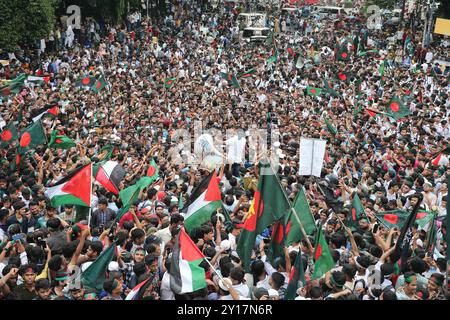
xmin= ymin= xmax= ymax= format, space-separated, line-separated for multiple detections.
xmin=434 ymin=18 xmax=450 ymax=36
xmin=298 ymin=138 xmax=326 ymax=177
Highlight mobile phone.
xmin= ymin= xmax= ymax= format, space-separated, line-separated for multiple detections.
xmin=373 ymin=223 xmax=379 ymax=234
xmin=12 ymin=234 xmax=22 ymax=241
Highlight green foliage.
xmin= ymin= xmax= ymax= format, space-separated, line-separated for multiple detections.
xmin=435 ymin=0 xmax=450 ymax=19
xmin=0 ymin=0 xmax=60 ymax=51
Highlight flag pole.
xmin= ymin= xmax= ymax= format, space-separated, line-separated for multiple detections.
xmin=87 ymin=162 xmax=93 ymax=228
xmin=267 ymin=160 xmax=314 ymax=253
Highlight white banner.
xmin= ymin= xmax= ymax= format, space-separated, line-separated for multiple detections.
xmin=298 ymin=138 xmax=327 ymax=177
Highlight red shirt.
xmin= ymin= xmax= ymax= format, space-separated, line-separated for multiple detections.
xmin=119 ymin=211 xmax=142 ymax=228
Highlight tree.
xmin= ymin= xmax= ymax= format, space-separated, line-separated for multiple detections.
xmin=0 ymin=0 xmax=60 ymax=51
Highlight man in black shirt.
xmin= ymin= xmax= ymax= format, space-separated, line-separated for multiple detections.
xmin=13 ymin=264 xmax=37 ymax=300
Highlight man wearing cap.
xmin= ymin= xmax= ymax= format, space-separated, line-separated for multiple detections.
xmin=396 ymin=272 xmax=418 ymax=300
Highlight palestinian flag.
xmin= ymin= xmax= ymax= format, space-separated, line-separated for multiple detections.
xmin=325 ymin=118 xmax=338 ymax=135
xmin=237 ymin=161 xmax=291 ymax=271
xmin=48 ymin=130 xmax=76 ymax=150
xmin=323 ymin=78 xmax=338 ymax=97
xmin=31 ymin=104 xmax=59 ymax=122
xmin=0 ymin=74 xmax=27 ymax=97
xmin=306 ymin=86 xmax=322 ymax=97
xmin=18 ymin=120 xmax=47 ymax=154
xmin=284 ymin=188 xmax=316 ymax=246
xmin=91 ymin=75 xmax=107 ymax=93
xmin=336 ymin=71 xmax=351 ymax=83
xmin=81 ymin=243 xmax=117 ymax=291
xmin=138 ymin=157 xmax=159 ymax=189
xmin=219 ymin=72 xmax=240 ymax=89
xmin=44 ymin=164 xmax=93 ymax=207
xmin=76 ymin=76 xmax=96 ymax=88
xmin=93 ymin=160 xmax=126 ymax=195
xmin=0 ymin=123 xmax=18 ymax=146
xmin=336 ymin=45 xmax=350 ymax=61
xmin=430 ymin=146 xmax=450 ymax=167
xmin=311 ymin=224 xmax=335 ymax=280
xmin=287 ymin=47 xmax=297 ymax=59
xmin=267 ymin=47 xmax=278 ymax=64
xmin=376 ymin=210 xmax=411 ymax=229
xmin=26 ymin=76 xmax=51 ymax=85
xmin=285 ymin=251 xmax=306 ymax=300
xmin=346 ymin=193 xmax=365 ymax=230
xmin=385 ymin=96 xmax=412 ymax=120
xmin=170 ymin=227 xmax=207 ymax=294
xmin=125 ymin=277 xmax=152 ymax=300
xmin=237 ymin=69 xmax=256 ymax=78
xmin=180 ymin=171 xmax=222 ymax=234
xmin=164 ymin=77 xmax=176 ymax=89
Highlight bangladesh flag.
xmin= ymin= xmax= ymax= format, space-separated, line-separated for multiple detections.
xmin=415 ymin=210 xmax=434 ymax=230
xmin=385 ymin=96 xmax=412 ymax=120
xmin=18 ymin=120 xmax=47 ymax=154
xmin=138 ymin=158 xmax=159 ymax=188
xmin=346 ymin=193 xmax=366 ymax=230
xmin=44 ymin=164 xmax=92 ymax=207
xmin=325 ymin=118 xmax=338 ymax=135
xmin=376 ymin=210 xmax=411 ymax=229
xmin=180 ymin=171 xmax=222 ymax=234
xmin=170 ymin=227 xmax=207 ymax=294
xmin=323 ymin=78 xmax=338 ymax=97
xmin=91 ymin=75 xmax=107 ymax=93
xmin=237 ymin=162 xmax=291 ymax=271
xmin=0 ymin=123 xmax=18 ymax=147
xmin=81 ymin=243 xmax=117 ymax=291
xmin=237 ymin=69 xmax=256 ymax=78
xmin=306 ymin=86 xmax=322 ymax=97
xmin=285 ymin=188 xmax=316 ymax=246
xmin=285 ymin=251 xmax=306 ymax=300
xmin=119 ymin=183 xmax=141 ymax=208
xmin=267 ymin=47 xmax=278 ymax=64
xmin=336 ymin=45 xmax=350 ymax=61
xmin=311 ymin=225 xmax=335 ymax=280
xmin=365 ymin=108 xmax=387 ymax=118
xmin=0 ymin=74 xmax=27 ymax=97
xmin=31 ymin=104 xmax=59 ymax=122
xmin=357 ymin=49 xmax=379 ymax=57
xmin=93 ymin=160 xmax=126 ymax=195
xmin=76 ymin=76 xmax=96 ymax=88
xmin=164 ymin=77 xmax=176 ymax=89
xmin=48 ymin=130 xmax=76 ymax=150
xmin=219 ymin=72 xmax=240 ymax=89
xmin=336 ymin=71 xmax=351 ymax=83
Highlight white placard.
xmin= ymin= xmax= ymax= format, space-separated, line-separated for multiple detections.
xmin=299 ymin=138 xmax=327 ymax=177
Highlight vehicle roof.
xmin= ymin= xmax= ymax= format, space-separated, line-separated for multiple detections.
xmin=244 ymin=27 xmax=270 ymax=31
xmin=313 ymin=6 xmax=342 ymax=10
xmin=238 ymin=13 xmax=266 ymax=17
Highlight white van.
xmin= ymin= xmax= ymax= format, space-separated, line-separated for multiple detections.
xmin=312 ymin=6 xmax=344 ymax=18
xmin=237 ymin=12 xmax=267 ymax=30
xmin=243 ymin=27 xmax=271 ymax=39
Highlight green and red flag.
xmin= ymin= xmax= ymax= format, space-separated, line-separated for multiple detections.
xmin=18 ymin=120 xmax=47 ymax=154
xmin=48 ymin=130 xmax=76 ymax=150
xmin=306 ymin=86 xmax=322 ymax=97
xmin=91 ymin=75 xmax=107 ymax=93
xmin=285 ymin=251 xmax=306 ymax=300
xmin=357 ymin=49 xmax=379 ymax=57
xmin=376 ymin=210 xmax=411 ymax=229
xmin=267 ymin=47 xmax=278 ymax=64
xmin=93 ymin=160 xmax=126 ymax=195
xmin=336 ymin=45 xmax=350 ymax=61
xmin=237 ymin=69 xmax=256 ymax=78
xmin=323 ymin=78 xmax=338 ymax=97
xmin=0 ymin=123 xmax=18 ymax=147
xmin=170 ymin=227 xmax=207 ymax=294
xmin=220 ymin=72 xmax=240 ymax=88
xmin=164 ymin=77 xmax=176 ymax=89
xmin=287 ymin=47 xmax=297 ymax=59
xmin=81 ymin=242 xmax=117 ymax=291
xmin=430 ymin=146 xmax=450 ymax=167
xmin=284 ymin=188 xmax=316 ymax=246
xmin=136 ymin=157 xmax=159 ymax=189
xmin=0 ymin=74 xmax=27 ymax=97
xmin=180 ymin=171 xmax=222 ymax=234
xmin=365 ymin=107 xmax=387 ymax=118
xmin=76 ymin=76 xmax=96 ymax=88
xmin=311 ymin=225 xmax=335 ymax=280
xmin=335 ymin=71 xmax=351 ymax=83
xmin=385 ymin=96 xmax=412 ymax=120
xmin=44 ymin=163 xmax=93 ymax=207
xmin=346 ymin=193 xmax=366 ymax=230
xmin=237 ymin=161 xmax=291 ymax=272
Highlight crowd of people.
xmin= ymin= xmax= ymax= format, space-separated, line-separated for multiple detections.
xmin=0 ymin=0 xmax=449 ymax=300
